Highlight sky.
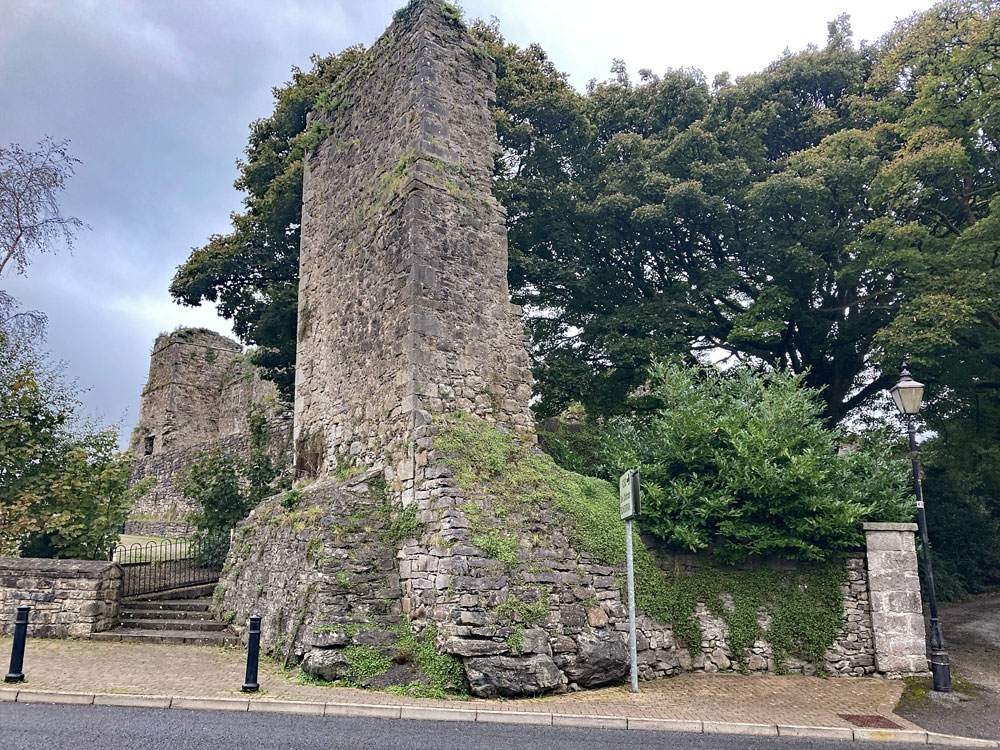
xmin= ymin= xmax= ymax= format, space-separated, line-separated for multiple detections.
xmin=1 ymin=0 xmax=934 ymax=446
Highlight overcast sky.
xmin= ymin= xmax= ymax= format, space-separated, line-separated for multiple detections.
xmin=1 ymin=0 xmax=932 ymax=447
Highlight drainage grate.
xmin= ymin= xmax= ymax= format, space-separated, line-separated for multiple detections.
xmin=838 ymin=714 xmax=903 ymax=729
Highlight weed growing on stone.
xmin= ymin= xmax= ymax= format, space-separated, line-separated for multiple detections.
xmin=344 ymin=644 xmax=393 ymax=680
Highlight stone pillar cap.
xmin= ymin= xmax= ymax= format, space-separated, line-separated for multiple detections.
xmin=863 ymin=522 xmax=918 ymax=532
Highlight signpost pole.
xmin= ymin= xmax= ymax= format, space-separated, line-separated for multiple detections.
xmin=625 ymin=518 xmax=638 ymax=693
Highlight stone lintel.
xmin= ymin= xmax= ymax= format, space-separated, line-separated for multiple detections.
xmin=863 ymin=522 xmax=919 ymax=532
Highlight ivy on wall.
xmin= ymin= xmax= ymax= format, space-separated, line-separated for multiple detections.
xmin=435 ymin=416 xmax=848 ymax=672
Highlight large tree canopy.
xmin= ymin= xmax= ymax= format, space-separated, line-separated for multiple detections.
xmin=171 ymin=1 xmax=999 ymax=429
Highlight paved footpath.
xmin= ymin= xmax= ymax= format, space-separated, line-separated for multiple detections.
xmin=1 ymin=636 xmax=996 ymax=746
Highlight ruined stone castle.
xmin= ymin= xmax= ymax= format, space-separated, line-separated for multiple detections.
xmin=130 ymin=1 xmax=929 ymax=697
xmin=128 ymin=327 xmax=291 ymax=534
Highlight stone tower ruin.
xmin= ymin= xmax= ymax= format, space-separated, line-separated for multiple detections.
xmin=127 ymin=328 xmax=291 ymax=532
xmin=213 ymin=1 xmax=929 ymax=699
xmin=293 ymin=0 xmax=535 ymax=494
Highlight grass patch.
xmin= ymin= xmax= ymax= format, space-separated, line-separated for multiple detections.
xmin=898 ymin=675 xmax=981 ymax=710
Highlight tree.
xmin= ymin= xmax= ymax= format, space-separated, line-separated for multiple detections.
xmin=175 ymin=401 xmax=283 ymax=540
xmin=176 ymin=448 xmax=249 ymax=540
xmin=0 ymin=137 xmax=84 ymax=278
xmin=169 ymin=50 xmax=364 ymax=400
xmin=171 ymin=1 xmax=999 ymax=430
xmin=601 ymin=359 xmax=911 ymax=562
xmin=0 ymin=336 xmax=148 ymax=559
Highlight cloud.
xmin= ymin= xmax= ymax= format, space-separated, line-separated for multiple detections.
xmin=1 ymin=0 xmax=933 ymax=448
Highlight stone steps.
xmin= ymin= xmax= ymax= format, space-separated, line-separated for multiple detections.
xmin=119 ymin=617 xmax=228 ymax=632
xmin=92 ymin=628 xmax=236 ymax=646
xmin=122 ymin=601 xmax=212 ymax=618
xmin=124 ymin=583 xmax=218 ymax=601
xmin=97 ymin=593 xmax=236 ymax=645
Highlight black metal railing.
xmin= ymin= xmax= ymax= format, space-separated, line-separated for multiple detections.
xmin=112 ymin=536 xmax=229 ymax=598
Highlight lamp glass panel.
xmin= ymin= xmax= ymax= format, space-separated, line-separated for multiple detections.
xmin=891 ymin=387 xmax=906 ymax=415
xmin=898 ymin=383 xmax=924 ymax=414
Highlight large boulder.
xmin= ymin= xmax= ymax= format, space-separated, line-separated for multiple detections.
xmin=554 ymin=632 xmax=628 ymax=688
xmin=464 ymin=654 xmax=563 ymax=698
xmin=301 ymin=649 xmax=351 ymax=681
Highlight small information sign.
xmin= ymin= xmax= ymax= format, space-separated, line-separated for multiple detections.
xmin=619 ymin=469 xmax=640 ymax=521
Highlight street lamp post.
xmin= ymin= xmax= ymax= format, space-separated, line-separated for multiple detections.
xmin=889 ymin=369 xmax=951 ymax=693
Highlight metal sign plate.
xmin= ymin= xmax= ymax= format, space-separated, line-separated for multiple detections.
xmin=619 ymin=469 xmax=640 ymax=521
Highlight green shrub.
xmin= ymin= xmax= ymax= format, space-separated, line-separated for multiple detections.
xmin=176 ymin=448 xmax=250 ymax=539
xmin=280 ymin=489 xmax=302 ymax=511
xmin=603 ymin=359 xmax=912 ymax=562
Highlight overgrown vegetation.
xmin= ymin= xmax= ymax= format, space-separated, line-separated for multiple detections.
xmin=602 ymin=359 xmax=912 ymax=562
xmin=437 ymin=415 xmax=879 ymax=671
xmin=176 ymin=401 xmax=285 ymax=544
xmin=296 ymin=623 xmax=466 ymax=699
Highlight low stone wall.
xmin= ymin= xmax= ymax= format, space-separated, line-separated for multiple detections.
xmin=0 ymin=558 xmax=122 ymax=638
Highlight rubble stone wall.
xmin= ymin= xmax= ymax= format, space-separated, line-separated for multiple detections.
xmin=293 ymin=0 xmax=535 ymax=493
xmin=128 ymin=424 xmax=292 ymax=529
xmin=0 ymin=558 xmax=121 ymax=638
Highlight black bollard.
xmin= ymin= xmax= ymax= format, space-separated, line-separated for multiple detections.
xmin=5 ymin=606 xmax=30 ymax=683
xmin=242 ymin=616 xmax=261 ymax=693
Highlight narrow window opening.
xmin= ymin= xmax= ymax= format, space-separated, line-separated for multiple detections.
xmin=144 ymin=435 xmax=155 ymax=455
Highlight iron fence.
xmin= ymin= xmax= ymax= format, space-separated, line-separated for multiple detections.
xmin=112 ymin=536 xmax=229 ymax=598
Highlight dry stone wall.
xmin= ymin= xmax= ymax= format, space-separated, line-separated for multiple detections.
xmin=294 ymin=0 xmax=534 ymax=494
xmin=0 ymin=558 xmax=121 ymax=638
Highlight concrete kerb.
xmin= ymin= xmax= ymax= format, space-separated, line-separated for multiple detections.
xmin=0 ymin=688 xmax=997 ymax=746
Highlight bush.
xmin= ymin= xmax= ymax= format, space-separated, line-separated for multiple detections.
xmin=176 ymin=401 xmax=284 ymax=542
xmin=176 ymin=448 xmax=250 ymax=539
xmin=603 ymin=359 xmax=912 ymax=562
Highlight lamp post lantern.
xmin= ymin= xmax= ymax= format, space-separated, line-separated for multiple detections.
xmin=889 ymin=369 xmax=951 ymax=692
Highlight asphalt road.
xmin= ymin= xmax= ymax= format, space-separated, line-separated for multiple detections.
xmin=0 ymin=703 xmax=943 ymax=750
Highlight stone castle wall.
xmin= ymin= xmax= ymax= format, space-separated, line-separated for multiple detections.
xmin=219 ymin=456 xmax=919 ymax=696
xmin=293 ymin=0 xmax=534 ymax=493
xmin=127 ymin=328 xmax=292 ymax=530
